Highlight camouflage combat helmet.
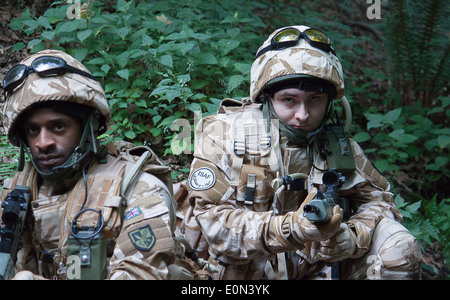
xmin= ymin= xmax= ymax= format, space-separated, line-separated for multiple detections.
xmin=249 ymin=25 xmax=348 ymax=145
xmin=2 ymin=49 xmax=110 ymax=181
xmin=2 ymin=49 xmax=110 ymax=146
xmin=250 ymin=25 xmax=345 ymax=103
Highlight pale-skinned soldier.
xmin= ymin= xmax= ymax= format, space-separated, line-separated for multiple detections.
xmin=182 ymin=25 xmax=422 ymax=280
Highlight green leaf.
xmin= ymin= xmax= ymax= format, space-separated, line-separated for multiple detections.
xmin=71 ymin=48 xmax=88 ymax=62
xmin=227 ymin=75 xmax=244 ymax=92
xmin=12 ymin=42 xmax=26 ymax=51
xmin=405 ymin=200 xmax=422 ymax=212
xmin=100 ymin=64 xmax=111 ymax=74
xmin=152 ymin=115 xmax=162 ymax=125
xmin=426 ymin=156 xmax=448 ymax=171
xmin=195 ymin=52 xmax=218 ymax=65
xmin=117 ymin=0 xmax=132 ymax=12
xmin=117 ymin=26 xmax=132 ymax=40
xmin=352 ymin=132 xmax=371 ymax=143
xmin=77 ymin=29 xmax=92 ymax=42
xmin=374 ymin=159 xmax=389 ymax=172
xmin=364 ymin=113 xmax=384 ymax=129
xmin=135 ymin=99 xmax=147 ymax=108
xmin=394 ymin=194 xmax=406 ymax=208
xmin=142 ymin=35 xmax=154 ymax=46
xmin=218 ymin=39 xmax=240 ymax=55
xmin=57 ymin=19 xmax=86 ymax=33
xmin=437 ymin=135 xmax=450 ymax=148
xmin=124 ymin=130 xmax=136 ymax=140
xmin=37 ymin=16 xmax=52 ymax=30
xmin=41 ymin=30 xmax=55 ymax=40
xmin=117 ymin=69 xmax=129 ymax=80
xmin=234 ymin=62 xmax=251 ymax=75
xmin=158 ymin=55 xmax=173 ymax=68
xmin=186 ymin=102 xmax=202 ymax=113
xmin=388 ymin=129 xmax=418 ymax=143
xmin=27 ymin=39 xmax=42 ymax=48
xmin=384 ymin=108 xmax=402 ymax=124
xmin=177 ymin=42 xmax=196 ymax=55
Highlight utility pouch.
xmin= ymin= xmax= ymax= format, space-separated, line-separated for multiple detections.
xmin=322 ymin=124 xmax=356 ymax=176
xmin=67 ymin=209 xmax=107 ymax=280
xmin=67 ymin=230 xmax=107 ymax=280
xmin=236 ymin=163 xmax=274 ymax=206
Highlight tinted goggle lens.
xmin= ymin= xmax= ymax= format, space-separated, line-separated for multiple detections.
xmin=3 ymin=65 xmax=27 ymax=90
xmin=304 ymin=29 xmax=330 ymax=44
xmin=31 ymin=56 xmax=65 ymax=75
xmin=256 ymin=27 xmax=335 ymax=58
xmin=273 ymin=29 xmax=300 ymax=43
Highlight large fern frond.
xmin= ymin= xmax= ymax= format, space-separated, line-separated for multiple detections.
xmin=384 ymin=0 xmax=450 ymax=106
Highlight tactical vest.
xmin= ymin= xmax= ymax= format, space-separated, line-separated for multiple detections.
xmin=186 ymin=98 xmax=373 ymax=279
xmin=0 ymin=142 xmax=177 ymax=279
xmin=198 ymin=98 xmax=360 ymax=214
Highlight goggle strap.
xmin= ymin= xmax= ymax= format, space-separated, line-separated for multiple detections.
xmin=255 ymin=46 xmax=271 ymax=59
xmin=66 ymin=65 xmax=99 ymax=81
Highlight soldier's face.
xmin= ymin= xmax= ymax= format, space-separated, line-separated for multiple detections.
xmin=23 ymin=107 xmax=82 ymax=173
xmin=271 ymin=88 xmax=328 ymax=131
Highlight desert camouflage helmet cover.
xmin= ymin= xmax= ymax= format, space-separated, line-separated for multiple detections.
xmin=2 ymin=49 xmax=110 ymax=146
xmin=250 ymin=25 xmax=345 ymax=102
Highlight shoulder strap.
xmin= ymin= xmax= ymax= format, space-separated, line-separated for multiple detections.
xmin=120 ymin=150 xmax=152 ymax=197
xmin=118 ymin=144 xmax=176 ymax=233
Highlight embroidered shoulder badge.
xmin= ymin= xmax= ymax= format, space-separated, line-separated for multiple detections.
xmin=189 ymin=167 xmax=216 ymax=190
xmin=128 ymin=225 xmax=156 ymax=251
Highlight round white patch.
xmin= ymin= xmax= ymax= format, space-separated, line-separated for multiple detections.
xmin=189 ymin=167 xmax=216 ymax=190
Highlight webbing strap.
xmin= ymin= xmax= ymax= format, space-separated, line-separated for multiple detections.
xmin=120 ymin=150 xmax=151 ymax=197
xmin=120 ymin=151 xmax=176 ymax=232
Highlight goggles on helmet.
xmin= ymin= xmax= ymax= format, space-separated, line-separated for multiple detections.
xmin=2 ymin=56 xmax=98 ymax=94
xmin=255 ymin=27 xmax=336 ymax=59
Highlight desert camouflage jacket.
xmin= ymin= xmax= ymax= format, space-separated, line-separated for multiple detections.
xmin=183 ymin=100 xmax=402 ymax=279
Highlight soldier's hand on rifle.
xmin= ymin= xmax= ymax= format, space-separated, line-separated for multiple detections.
xmin=318 ymin=223 xmax=357 ymax=262
xmin=269 ymin=188 xmax=343 ymax=249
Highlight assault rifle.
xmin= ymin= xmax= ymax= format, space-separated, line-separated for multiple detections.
xmin=0 ymin=186 xmax=31 ymax=280
xmin=303 ymin=170 xmax=351 ymax=223
xmin=303 ymin=170 xmax=351 ymax=280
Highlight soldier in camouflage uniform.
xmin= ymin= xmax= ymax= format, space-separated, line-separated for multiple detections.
xmin=0 ymin=50 xmax=184 ymax=280
xmin=182 ymin=25 xmax=422 ymax=279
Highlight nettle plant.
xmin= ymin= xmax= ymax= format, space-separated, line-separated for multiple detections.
xmin=353 ymin=95 xmax=450 ymax=199
xmin=10 ymin=0 xmax=264 ymax=156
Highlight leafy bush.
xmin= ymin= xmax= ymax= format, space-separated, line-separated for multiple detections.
xmin=396 ymin=194 xmax=450 ymax=277
xmin=355 ymin=97 xmax=449 ymax=169
xmin=9 ymin=0 xmax=265 ymax=156
xmin=0 ymin=134 xmax=20 ymax=192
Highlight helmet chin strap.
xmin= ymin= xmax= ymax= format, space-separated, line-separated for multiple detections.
xmin=17 ymin=111 xmax=108 ymax=182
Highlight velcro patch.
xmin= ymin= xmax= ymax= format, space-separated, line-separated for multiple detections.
xmin=189 ymin=167 xmax=216 ymax=190
xmin=128 ymin=225 xmax=156 ymax=251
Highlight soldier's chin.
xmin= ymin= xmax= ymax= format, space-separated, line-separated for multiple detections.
xmin=35 ymin=159 xmax=63 ymax=174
